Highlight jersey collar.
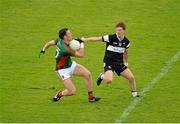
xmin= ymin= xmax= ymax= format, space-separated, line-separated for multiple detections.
xmin=116 ymin=33 xmax=124 ymax=41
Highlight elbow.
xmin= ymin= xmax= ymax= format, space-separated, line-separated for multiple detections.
xmin=78 ymin=54 xmax=84 ymax=58
xmin=76 ymin=53 xmax=84 ymax=58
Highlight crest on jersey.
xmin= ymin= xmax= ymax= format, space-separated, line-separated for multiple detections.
xmin=118 ymin=42 xmax=122 ymax=46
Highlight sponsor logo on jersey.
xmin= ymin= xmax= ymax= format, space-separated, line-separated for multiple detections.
xmin=107 ymin=45 xmax=125 ymax=53
xmin=113 ymin=42 xmax=118 ymax=45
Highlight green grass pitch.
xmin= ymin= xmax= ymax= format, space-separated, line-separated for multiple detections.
xmin=0 ymin=0 xmax=180 ymax=122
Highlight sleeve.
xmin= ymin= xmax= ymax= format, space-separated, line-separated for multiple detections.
xmin=125 ymin=39 xmax=130 ymax=49
xmin=75 ymin=38 xmax=84 ymax=43
xmin=102 ymin=35 xmax=110 ymax=43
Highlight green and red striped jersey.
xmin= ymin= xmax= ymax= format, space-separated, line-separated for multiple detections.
xmin=55 ymin=38 xmax=75 ymax=70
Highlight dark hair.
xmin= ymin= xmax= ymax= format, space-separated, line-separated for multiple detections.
xmin=116 ymin=22 xmax=126 ymax=30
xmin=59 ymin=28 xmax=68 ymax=39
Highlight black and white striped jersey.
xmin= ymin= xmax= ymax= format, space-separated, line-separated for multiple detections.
xmin=102 ymin=33 xmax=130 ymax=66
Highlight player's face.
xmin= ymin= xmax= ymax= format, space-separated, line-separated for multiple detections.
xmin=64 ymin=30 xmax=72 ymax=42
xmin=116 ymin=27 xmax=125 ymax=37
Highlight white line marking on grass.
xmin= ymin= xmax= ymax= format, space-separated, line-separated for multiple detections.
xmin=115 ymin=50 xmax=180 ymax=123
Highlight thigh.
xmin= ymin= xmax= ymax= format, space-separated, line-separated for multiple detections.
xmin=104 ymin=65 xmax=114 ymax=79
xmin=63 ymin=78 xmax=76 ymax=91
xmin=104 ymin=70 xmax=113 ymax=79
xmin=120 ymin=68 xmax=134 ymax=79
xmin=73 ymin=64 xmax=90 ymax=77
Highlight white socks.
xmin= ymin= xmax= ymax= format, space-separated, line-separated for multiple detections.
xmin=132 ymin=91 xmax=138 ymax=97
xmin=100 ymin=73 xmax=104 ymax=79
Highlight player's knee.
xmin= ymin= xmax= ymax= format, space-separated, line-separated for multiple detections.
xmin=128 ymin=75 xmax=135 ymax=82
xmin=84 ymin=71 xmax=91 ymax=79
xmin=70 ymin=90 xmax=76 ymax=95
xmin=104 ymin=77 xmax=113 ymax=84
xmin=68 ymin=88 xmax=76 ymax=95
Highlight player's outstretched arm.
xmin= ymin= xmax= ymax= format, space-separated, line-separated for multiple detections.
xmin=39 ymin=40 xmax=56 ymax=58
xmin=81 ymin=37 xmax=102 ymax=42
xmin=41 ymin=40 xmax=56 ymax=51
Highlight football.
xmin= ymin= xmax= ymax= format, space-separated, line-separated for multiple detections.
xmin=69 ymin=40 xmax=81 ymax=51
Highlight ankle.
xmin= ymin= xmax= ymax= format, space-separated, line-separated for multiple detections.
xmin=100 ymin=73 xmax=104 ymax=79
xmin=57 ymin=91 xmax=63 ymax=97
xmin=88 ymin=91 xmax=94 ymax=100
xmin=131 ymin=91 xmax=138 ymax=97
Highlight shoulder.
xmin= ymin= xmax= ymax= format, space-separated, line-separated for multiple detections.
xmin=102 ymin=34 xmax=116 ymax=42
xmin=124 ymin=36 xmax=130 ymax=41
xmin=123 ymin=36 xmax=130 ymax=48
xmin=124 ymin=36 xmax=130 ymax=43
xmin=55 ymin=38 xmax=62 ymax=44
xmin=108 ymin=34 xmax=116 ymax=39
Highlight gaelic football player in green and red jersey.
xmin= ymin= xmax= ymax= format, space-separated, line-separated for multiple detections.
xmin=39 ymin=28 xmax=100 ymax=102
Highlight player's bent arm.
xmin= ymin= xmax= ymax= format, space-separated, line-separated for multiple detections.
xmin=74 ymin=48 xmax=84 ymax=58
xmin=74 ymin=43 xmax=84 ymax=58
xmin=42 ymin=40 xmax=56 ymax=51
xmin=81 ymin=37 xmax=102 ymax=42
xmin=64 ymin=42 xmax=84 ymax=58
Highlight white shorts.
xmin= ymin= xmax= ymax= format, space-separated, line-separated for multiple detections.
xmin=56 ymin=61 xmax=77 ymax=80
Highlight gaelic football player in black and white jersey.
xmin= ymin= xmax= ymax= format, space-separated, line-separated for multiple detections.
xmin=81 ymin=22 xmax=139 ymax=97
